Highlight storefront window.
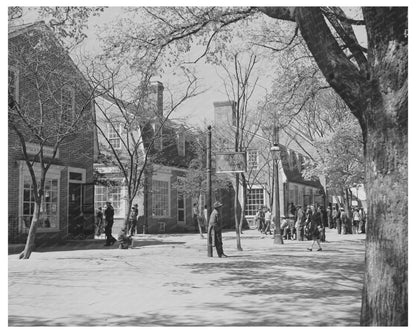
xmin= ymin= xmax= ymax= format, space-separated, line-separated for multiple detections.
xmin=22 ymin=176 xmax=58 ymax=229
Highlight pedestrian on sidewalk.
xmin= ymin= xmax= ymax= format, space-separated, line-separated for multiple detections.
xmin=95 ymin=207 xmax=104 ymax=237
xmin=128 ymin=204 xmax=139 ymax=236
xmin=255 ymin=206 xmax=265 ymax=233
xmin=104 ymin=202 xmax=117 ymax=246
xmin=334 ymin=206 xmax=341 ymax=235
xmin=340 ymin=207 xmax=348 ymax=235
xmin=208 ymin=201 xmax=227 ymax=258
xmin=352 ymin=208 xmax=361 ymax=234
xmin=307 ymin=205 xmax=323 ymax=251
xmin=264 ymin=208 xmax=272 ymax=235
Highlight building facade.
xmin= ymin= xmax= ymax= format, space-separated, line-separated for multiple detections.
xmin=94 ymin=83 xmax=202 ymax=235
xmin=8 ymin=22 xmax=95 ymax=244
xmin=213 ymin=100 xmax=324 ymax=224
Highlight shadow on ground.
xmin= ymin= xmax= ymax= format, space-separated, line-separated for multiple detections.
xmin=34 ymin=240 xmax=185 ymax=253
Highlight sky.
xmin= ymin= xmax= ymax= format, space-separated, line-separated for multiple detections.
xmin=79 ymin=7 xmax=275 ymax=129
xmin=7 ymin=5 xmax=370 ymax=131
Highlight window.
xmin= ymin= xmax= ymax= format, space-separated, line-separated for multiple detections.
xmin=8 ymin=67 xmax=19 ymax=104
xmin=61 ymin=86 xmax=74 ymax=122
xmin=247 ymin=151 xmax=258 ymax=170
xmin=152 ymin=179 xmax=169 ymax=217
xmin=94 ymin=185 xmax=123 ymax=217
xmin=22 ymin=176 xmax=59 ymax=229
xmin=177 ymin=132 xmax=185 ymax=157
xmin=108 ymin=123 xmax=122 ymax=149
xmin=177 ymin=192 xmax=185 ymax=223
xmin=245 ymin=188 xmax=264 ymax=216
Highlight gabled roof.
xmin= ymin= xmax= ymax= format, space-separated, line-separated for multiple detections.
xmin=9 ymin=20 xmax=94 ymax=94
xmin=279 ymin=145 xmax=322 ymax=188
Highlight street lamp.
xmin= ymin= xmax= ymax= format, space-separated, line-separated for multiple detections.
xmin=271 ymin=144 xmax=283 ymax=245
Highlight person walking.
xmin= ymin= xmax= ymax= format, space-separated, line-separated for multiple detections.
xmin=193 ymin=203 xmax=199 ymax=232
xmin=95 ymin=207 xmax=104 ymax=237
xmin=208 ymin=201 xmax=227 ymax=258
xmin=340 ymin=207 xmax=348 ymax=234
xmin=255 ymin=207 xmax=265 ymax=233
xmin=264 ymin=208 xmax=272 ymax=235
xmin=327 ymin=205 xmax=333 ymax=229
xmin=128 ymin=204 xmax=139 ymax=236
xmin=352 ymin=208 xmax=361 ymax=234
xmin=104 ymin=202 xmax=117 ymax=246
xmin=307 ymin=206 xmax=323 ymax=251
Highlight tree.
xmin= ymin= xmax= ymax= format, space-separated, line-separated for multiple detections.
xmin=8 ymin=19 xmax=97 ymax=259
xmin=302 ymin=113 xmax=365 ymax=211
xmin=214 ymin=51 xmax=264 ymax=250
xmin=256 ymin=8 xmax=408 ymax=325
xmin=98 ymin=7 xmax=408 ymax=325
xmin=87 ymin=61 xmax=199 ymax=247
xmin=171 ymin=132 xmax=231 ymax=238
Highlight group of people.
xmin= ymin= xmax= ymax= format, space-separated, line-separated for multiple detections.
xmin=253 ymin=202 xmax=366 ymax=251
xmin=328 ymin=205 xmax=366 ymax=235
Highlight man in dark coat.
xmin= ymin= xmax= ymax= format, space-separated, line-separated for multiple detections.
xmin=104 ymin=202 xmax=117 ymax=246
xmin=307 ymin=206 xmax=323 ymax=251
xmin=208 ymin=201 xmax=227 ymax=258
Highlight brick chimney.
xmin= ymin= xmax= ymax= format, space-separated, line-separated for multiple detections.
xmin=213 ymin=100 xmax=237 ymax=127
xmin=150 ymin=81 xmax=164 ymax=118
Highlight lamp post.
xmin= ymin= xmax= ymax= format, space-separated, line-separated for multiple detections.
xmin=271 ymin=143 xmax=284 ymax=245
xmin=207 ymin=125 xmax=213 ymax=257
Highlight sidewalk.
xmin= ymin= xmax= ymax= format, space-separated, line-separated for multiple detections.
xmin=8 ymin=229 xmax=366 ymax=326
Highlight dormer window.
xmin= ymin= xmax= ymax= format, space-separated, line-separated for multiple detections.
xmin=108 ymin=122 xmax=122 ymax=149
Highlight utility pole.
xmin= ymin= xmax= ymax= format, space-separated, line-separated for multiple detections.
xmin=207 ymin=125 xmax=213 ymax=257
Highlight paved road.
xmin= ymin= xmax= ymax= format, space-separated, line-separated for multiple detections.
xmin=8 ymin=229 xmax=366 ymax=326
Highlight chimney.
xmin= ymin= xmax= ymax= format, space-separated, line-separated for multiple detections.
xmin=213 ymin=101 xmax=237 ymax=127
xmin=150 ymin=81 xmax=164 ymax=118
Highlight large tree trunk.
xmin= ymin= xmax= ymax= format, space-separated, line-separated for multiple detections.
xmin=118 ymin=195 xmax=133 ymax=249
xmin=19 ymin=198 xmax=42 ymax=259
xmin=259 ymin=6 xmax=407 ymax=325
xmin=360 ymin=8 xmax=408 ymax=326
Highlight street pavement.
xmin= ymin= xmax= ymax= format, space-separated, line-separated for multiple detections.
xmin=8 ymin=228 xmax=366 ymax=326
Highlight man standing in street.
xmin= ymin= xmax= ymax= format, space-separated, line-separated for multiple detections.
xmin=129 ymin=204 xmax=139 ymax=236
xmin=104 ymin=202 xmax=117 ymax=246
xmin=208 ymin=201 xmax=227 ymax=258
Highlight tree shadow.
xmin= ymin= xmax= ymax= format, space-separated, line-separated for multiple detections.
xmin=34 ymin=240 xmax=185 ymax=253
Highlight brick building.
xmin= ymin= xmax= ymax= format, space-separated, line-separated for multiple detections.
xmin=8 ymin=22 xmax=95 ymax=243
xmin=213 ymin=100 xmax=323 ymax=224
xmin=94 ymin=83 xmax=206 ymax=234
